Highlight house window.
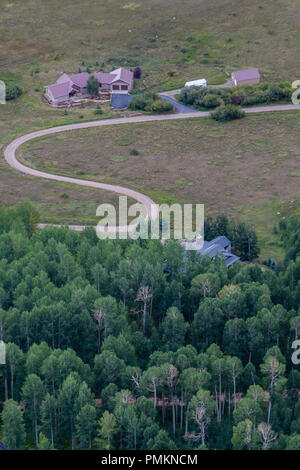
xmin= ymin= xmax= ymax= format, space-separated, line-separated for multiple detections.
xmin=112 ymin=85 xmax=120 ymax=90
xmin=121 ymin=85 xmax=128 ymax=90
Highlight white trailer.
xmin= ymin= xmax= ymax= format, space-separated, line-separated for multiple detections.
xmin=184 ymin=79 xmax=207 ymax=88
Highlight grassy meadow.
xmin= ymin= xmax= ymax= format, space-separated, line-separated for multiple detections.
xmin=0 ymin=0 xmax=300 ymax=257
xmin=18 ymin=111 xmax=300 ymax=259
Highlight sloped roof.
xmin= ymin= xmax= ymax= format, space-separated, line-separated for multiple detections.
xmin=210 ymin=236 xmax=231 ymax=249
xmin=56 ymin=73 xmax=71 ymax=84
xmin=222 ymin=252 xmax=240 ymax=267
xmin=200 ymin=242 xmax=223 ymax=258
xmin=111 ymin=68 xmax=134 ymax=85
xmin=232 ymin=68 xmax=260 ymax=82
xmin=49 ymin=68 xmax=133 ymax=93
xmin=68 ymin=72 xmax=90 ymax=88
xmin=47 ymin=81 xmax=72 ymax=99
xmin=183 ymin=236 xmax=240 ymax=268
xmin=95 ymin=72 xmax=117 ymax=84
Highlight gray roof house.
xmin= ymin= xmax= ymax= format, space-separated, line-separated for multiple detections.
xmin=199 ymin=236 xmax=240 ymax=267
xmin=183 ymin=235 xmax=240 ymax=268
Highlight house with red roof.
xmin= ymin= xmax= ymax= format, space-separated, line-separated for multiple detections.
xmin=45 ymin=81 xmax=73 ymax=104
xmin=231 ymin=68 xmax=260 ymax=86
xmin=95 ymin=68 xmax=134 ymax=94
xmin=45 ymin=67 xmax=134 ymax=105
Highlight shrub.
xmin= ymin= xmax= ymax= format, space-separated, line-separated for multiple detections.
xmin=5 ymin=83 xmax=22 ymax=101
xmin=129 ymin=94 xmax=173 ymax=113
xmin=150 ymin=99 xmax=173 ymax=113
xmin=179 ymin=86 xmax=206 ymax=106
xmin=264 ymin=85 xmax=285 ymax=102
xmin=267 ymin=258 xmax=277 ymax=270
xmin=210 ymin=105 xmax=245 ymax=122
xmin=93 ymin=109 xmax=103 ymax=115
xmin=167 ymin=69 xmax=178 ymax=77
xmin=279 ymin=219 xmax=287 ymax=231
xmin=181 ymin=81 xmax=292 ymax=110
xmin=230 ymin=93 xmax=244 ymax=105
xmin=239 ymin=82 xmax=291 ymax=105
xmin=129 ymin=94 xmax=151 ymax=111
xmin=59 ymin=193 xmax=69 ymax=199
xmin=207 ymin=87 xmax=232 ymax=104
xmin=243 ymin=91 xmax=267 ymax=105
xmin=133 ymin=67 xmax=142 ymax=79
xmin=179 ymin=86 xmax=233 ymax=109
xmin=242 ymin=95 xmax=260 ymax=106
xmin=130 ymin=149 xmax=139 ymax=155
xmin=202 ymin=93 xmax=220 ymax=108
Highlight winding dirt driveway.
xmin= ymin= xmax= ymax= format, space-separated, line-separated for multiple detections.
xmin=4 ymin=104 xmax=300 ymax=231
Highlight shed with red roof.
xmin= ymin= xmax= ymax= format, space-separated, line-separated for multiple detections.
xmin=231 ymin=68 xmax=260 ymax=86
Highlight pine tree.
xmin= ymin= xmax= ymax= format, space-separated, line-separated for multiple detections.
xmin=1 ymin=400 xmax=25 ymax=450
xmin=38 ymin=432 xmax=55 ymax=450
xmin=95 ymin=411 xmax=117 ymax=450
xmin=76 ymin=404 xmax=97 ymax=449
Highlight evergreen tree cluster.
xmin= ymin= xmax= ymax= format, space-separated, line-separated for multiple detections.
xmin=0 ymin=203 xmax=299 ymax=450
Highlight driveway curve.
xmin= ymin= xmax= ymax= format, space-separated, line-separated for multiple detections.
xmin=4 ymin=104 xmax=300 ymax=231
xmin=159 ymin=94 xmax=198 ymax=113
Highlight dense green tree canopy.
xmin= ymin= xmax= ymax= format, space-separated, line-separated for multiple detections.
xmin=0 ymin=203 xmax=299 ymax=450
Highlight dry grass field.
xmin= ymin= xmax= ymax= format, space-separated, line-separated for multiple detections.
xmin=0 ymin=0 xmax=300 ymax=257
xmin=17 ymin=111 xmax=300 ymax=258
xmin=1 ymin=0 xmax=300 ymax=89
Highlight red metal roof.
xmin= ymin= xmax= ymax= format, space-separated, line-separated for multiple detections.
xmin=47 ymin=68 xmax=134 ymax=98
xmin=94 ymin=72 xmax=117 ymax=84
xmin=47 ymin=81 xmax=72 ymax=99
xmin=68 ymin=72 xmax=90 ymax=88
xmin=112 ymin=68 xmax=134 ymax=85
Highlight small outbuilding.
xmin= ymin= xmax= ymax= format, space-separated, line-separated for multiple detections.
xmin=231 ymin=68 xmax=260 ymax=86
xmin=184 ymin=78 xmax=207 ymax=88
